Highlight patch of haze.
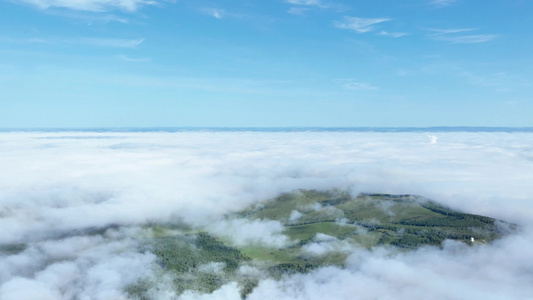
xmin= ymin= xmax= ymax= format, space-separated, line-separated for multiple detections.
xmin=335 ymin=217 xmax=350 ymax=225
xmin=319 ymin=205 xmax=344 ymax=219
xmin=302 ymin=233 xmax=355 ymax=257
xmin=1 ymin=131 xmax=533 ymax=298
xmin=360 ymin=218 xmax=381 ymax=226
xmin=302 ymin=241 xmax=354 ymax=257
xmin=369 ymin=198 xmax=396 ymax=217
xmin=247 ymin=235 xmax=533 ymax=300
xmin=350 ymin=225 xmax=367 ymax=237
xmin=198 ymin=262 xmax=226 ymax=274
xmin=237 ymin=265 xmax=263 ymax=278
xmin=180 ymin=282 xmax=242 ymax=300
xmin=0 ymin=226 xmax=155 ymax=300
xmin=141 ymin=271 xmax=179 ymax=300
xmin=297 ymin=202 xmax=322 ymax=212
xmin=206 ymin=218 xmax=289 ymax=248
xmin=288 ymin=210 xmax=303 ymax=222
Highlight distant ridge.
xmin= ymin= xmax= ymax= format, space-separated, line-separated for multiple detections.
xmin=1 ymin=127 xmax=533 ymax=133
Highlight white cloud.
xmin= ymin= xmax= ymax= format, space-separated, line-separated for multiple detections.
xmin=289 ymin=210 xmax=303 ymax=221
xmin=205 ymin=8 xmax=224 ymax=19
xmin=117 ymin=54 xmax=151 ymax=62
xmin=0 ymin=227 xmax=155 ymax=299
xmin=459 ymin=71 xmax=519 ymax=92
xmin=429 ymin=28 xmax=476 ymax=35
xmin=198 ymin=262 xmax=226 ymax=274
xmin=0 ymin=278 xmax=61 ymax=300
xmin=379 ymin=31 xmax=408 ymax=38
xmin=287 ymin=7 xmax=310 ymax=15
xmin=41 ymin=9 xmax=130 ymax=23
xmin=285 ymin=0 xmax=328 ymax=14
xmin=1 ymin=131 xmax=533 ymax=299
xmin=430 ymin=0 xmax=457 ymax=7
xmin=286 ymin=0 xmax=323 ymax=6
xmin=429 ymin=28 xmax=497 ymax=44
xmin=207 ymin=218 xmax=290 ymax=248
xmin=435 ymin=34 xmax=498 ymax=44
xmin=181 ymin=282 xmax=242 ymax=300
xmin=14 ymin=0 xmax=157 ymax=12
xmin=0 ymin=37 xmax=144 ymax=48
xmin=335 ymin=17 xmax=390 ymax=33
xmin=77 ymin=37 xmax=145 ymax=47
xmin=248 ymin=235 xmax=533 ymax=299
xmin=0 ymin=37 xmax=50 ymax=44
xmin=302 ymin=234 xmax=354 ymax=256
xmin=334 ymin=79 xmax=378 ymax=91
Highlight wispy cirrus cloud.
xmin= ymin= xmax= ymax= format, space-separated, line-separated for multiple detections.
xmin=437 ymin=34 xmax=498 ymax=44
xmin=379 ymin=31 xmax=408 ymax=38
xmin=14 ymin=0 xmax=157 ymax=12
xmin=77 ymin=37 xmax=145 ymax=47
xmin=48 ymin=10 xmax=129 ymax=24
xmin=459 ymin=71 xmax=527 ymax=92
xmin=285 ymin=0 xmax=328 ymax=14
xmin=201 ymin=7 xmax=248 ymax=20
xmin=117 ymin=55 xmax=151 ymax=62
xmin=429 ymin=28 xmax=476 ymax=35
xmin=0 ymin=36 xmax=145 ymax=48
xmin=287 ymin=7 xmax=310 ymax=15
xmin=428 ymin=28 xmax=498 ymax=44
xmin=430 ymin=0 xmax=457 ymax=7
xmin=204 ymin=8 xmax=225 ymax=19
xmin=334 ymin=17 xmax=390 ymax=33
xmin=334 ymin=79 xmax=378 ymax=91
xmin=27 ymin=7 xmax=130 ymax=23
xmin=0 ymin=37 xmax=51 ymax=44
xmin=286 ymin=0 xmax=324 ymax=7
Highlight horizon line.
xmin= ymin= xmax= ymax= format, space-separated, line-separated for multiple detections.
xmin=1 ymin=126 xmax=533 ymax=133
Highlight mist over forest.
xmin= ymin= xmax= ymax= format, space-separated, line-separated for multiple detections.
xmin=1 ymin=131 xmax=533 ymax=299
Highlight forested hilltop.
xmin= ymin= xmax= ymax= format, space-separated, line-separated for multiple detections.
xmin=128 ymin=190 xmax=515 ymax=299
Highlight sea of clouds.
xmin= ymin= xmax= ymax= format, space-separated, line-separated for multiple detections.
xmin=0 ymin=131 xmax=532 ymax=299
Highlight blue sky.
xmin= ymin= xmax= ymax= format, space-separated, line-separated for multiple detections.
xmin=0 ymin=0 xmax=532 ymax=128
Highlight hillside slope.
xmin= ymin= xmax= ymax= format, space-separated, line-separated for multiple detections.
xmin=128 ymin=190 xmax=515 ymax=299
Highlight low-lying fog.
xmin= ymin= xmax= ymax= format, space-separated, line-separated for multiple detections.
xmin=1 ymin=131 xmax=532 ymax=299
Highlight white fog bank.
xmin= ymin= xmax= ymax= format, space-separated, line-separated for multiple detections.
xmin=1 ymin=131 xmax=532 ymax=299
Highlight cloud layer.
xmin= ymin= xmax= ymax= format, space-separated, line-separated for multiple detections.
xmin=429 ymin=28 xmax=498 ymax=44
xmin=335 ymin=17 xmax=390 ymax=33
xmin=15 ymin=0 xmax=156 ymax=12
xmin=1 ymin=131 xmax=533 ymax=299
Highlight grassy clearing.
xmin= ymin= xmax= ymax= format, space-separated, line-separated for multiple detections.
xmin=284 ymin=222 xmax=357 ymax=242
xmin=240 ymin=246 xmax=299 ymax=264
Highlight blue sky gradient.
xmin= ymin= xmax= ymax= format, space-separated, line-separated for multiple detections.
xmin=1 ymin=0 xmax=532 ymax=127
